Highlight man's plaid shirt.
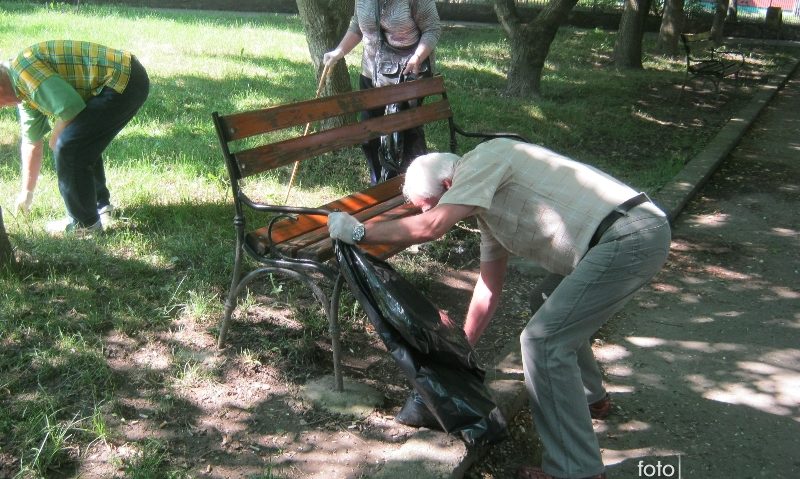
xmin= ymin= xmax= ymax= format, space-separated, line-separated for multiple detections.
xmin=9 ymin=40 xmax=132 ymax=112
xmin=7 ymin=40 xmax=133 ymax=141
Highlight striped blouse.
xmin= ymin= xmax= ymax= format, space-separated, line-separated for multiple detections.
xmin=348 ymin=0 xmax=442 ymax=77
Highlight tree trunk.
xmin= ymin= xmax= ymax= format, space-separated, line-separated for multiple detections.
xmin=711 ymin=0 xmax=730 ymax=44
xmin=727 ymin=0 xmax=738 ymax=23
xmin=493 ymin=0 xmax=579 ymax=98
xmin=656 ymin=0 xmax=685 ymax=56
xmin=296 ymin=0 xmax=354 ymax=101
xmin=0 ymin=207 xmax=14 ymax=272
xmin=613 ymin=0 xmax=654 ymax=69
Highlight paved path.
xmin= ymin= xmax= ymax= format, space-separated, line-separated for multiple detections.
xmin=590 ymin=62 xmax=800 ymax=478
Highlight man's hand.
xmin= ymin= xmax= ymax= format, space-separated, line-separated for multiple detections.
xmin=49 ymin=119 xmax=72 ymax=151
xmin=322 ymin=48 xmax=344 ymax=67
xmin=328 ymin=212 xmax=360 ymax=244
xmin=14 ymin=190 xmax=33 ymax=214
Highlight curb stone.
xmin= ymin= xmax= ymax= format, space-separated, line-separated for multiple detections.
xmin=393 ymin=50 xmax=800 ymax=479
xmin=655 ymin=56 xmax=800 ymax=222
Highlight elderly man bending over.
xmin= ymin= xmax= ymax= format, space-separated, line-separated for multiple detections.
xmin=328 ymin=138 xmax=671 ymax=479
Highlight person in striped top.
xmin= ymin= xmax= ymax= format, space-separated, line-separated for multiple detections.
xmin=323 ymin=0 xmax=441 ymax=185
xmin=0 ymin=40 xmax=149 ymax=235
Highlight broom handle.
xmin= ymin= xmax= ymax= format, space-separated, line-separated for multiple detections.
xmin=284 ymin=62 xmax=333 ymax=203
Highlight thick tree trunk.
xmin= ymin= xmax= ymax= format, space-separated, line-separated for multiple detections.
xmin=494 ymin=0 xmax=579 ymax=98
xmin=296 ymin=0 xmax=354 ymax=101
xmin=657 ymin=0 xmax=685 ymax=56
xmin=0 ymin=207 xmax=14 ymax=271
xmin=727 ymin=0 xmax=738 ymax=23
xmin=711 ymin=0 xmax=730 ymax=44
xmin=505 ymin=27 xmax=545 ymax=96
xmin=613 ymin=0 xmax=653 ymax=69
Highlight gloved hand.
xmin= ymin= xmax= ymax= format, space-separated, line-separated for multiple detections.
xmin=322 ymin=48 xmax=344 ymax=67
xmin=14 ymin=190 xmax=33 ymax=214
xmin=328 ymin=212 xmax=360 ymax=244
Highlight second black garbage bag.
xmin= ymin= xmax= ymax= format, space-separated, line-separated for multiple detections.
xmin=334 ymin=240 xmax=508 ymax=447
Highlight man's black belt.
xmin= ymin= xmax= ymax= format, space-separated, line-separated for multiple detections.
xmin=588 ymin=193 xmax=650 ymax=248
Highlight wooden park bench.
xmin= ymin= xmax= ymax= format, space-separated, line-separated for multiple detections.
xmin=681 ymin=31 xmax=745 ymax=94
xmin=212 ymin=75 xmax=527 ymax=391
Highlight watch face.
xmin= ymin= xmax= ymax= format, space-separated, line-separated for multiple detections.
xmin=352 ymin=224 xmax=366 ymax=243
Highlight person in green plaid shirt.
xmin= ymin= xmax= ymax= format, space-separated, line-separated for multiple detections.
xmin=0 ymin=40 xmax=149 ymax=235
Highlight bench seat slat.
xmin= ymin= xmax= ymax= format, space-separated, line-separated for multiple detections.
xmin=234 ymin=101 xmax=453 ymax=177
xmin=246 ymin=197 xmax=419 ymax=261
xmin=247 ymin=176 xmax=405 ymax=252
xmin=690 ymin=60 xmax=725 ymax=74
xmin=219 ymin=76 xmax=447 ymax=141
xmin=295 ymin=202 xmax=421 ymax=261
xmin=270 ymin=195 xmax=408 ymax=257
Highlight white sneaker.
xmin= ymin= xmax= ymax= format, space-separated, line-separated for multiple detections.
xmin=45 ymin=217 xmax=103 ymax=237
xmin=98 ymin=204 xmax=115 ymax=227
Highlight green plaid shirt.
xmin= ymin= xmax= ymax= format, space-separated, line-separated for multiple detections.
xmin=8 ymin=40 xmax=132 ymax=142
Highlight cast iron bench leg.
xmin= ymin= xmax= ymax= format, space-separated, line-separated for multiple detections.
xmin=217 ymin=263 xmax=346 ymax=392
xmin=218 ymin=234 xmax=245 ymax=348
xmin=330 ymin=274 xmax=346 ymax=392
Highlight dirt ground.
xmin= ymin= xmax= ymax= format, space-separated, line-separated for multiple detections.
xmin=55 ymin=48 xmax=799 ymax=479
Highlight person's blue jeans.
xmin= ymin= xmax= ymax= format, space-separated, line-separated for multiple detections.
xmin=52 ymin=56 xmax=149 ymax=226
xmin=520 ymin=203 xmax=671 ymax=478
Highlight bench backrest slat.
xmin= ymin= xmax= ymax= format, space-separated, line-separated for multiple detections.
xmin=682 ymin=31 xmax=712 ymax=43
xmin=218 ymin=76 xmax=448 ymax=141
xmin=234 ymin=101 xmax=453 ymax=177
xmin=681 ymin=32 xmax=716 ymax=60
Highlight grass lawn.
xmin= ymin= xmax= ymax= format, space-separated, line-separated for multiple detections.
xmin=0 ymin=2 xmax=794 ymax=477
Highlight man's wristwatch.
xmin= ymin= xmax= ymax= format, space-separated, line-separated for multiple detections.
xmin=352 ymin=223 xmax=366 ymax=243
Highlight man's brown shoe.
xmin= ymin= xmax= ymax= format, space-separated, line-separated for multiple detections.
xmin=589 ymin=394 xmax=612 ymax=420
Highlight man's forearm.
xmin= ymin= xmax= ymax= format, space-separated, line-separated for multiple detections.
xmin=464 ymin=256 xmax=508 ymax=345
xmin=20 ymin=140 xmax=44 ymax=193
xmin=361 ymin=203 xmax=475 ymax=246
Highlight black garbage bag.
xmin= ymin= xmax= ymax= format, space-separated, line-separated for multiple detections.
xmin=377 ymin=71 xmax=429 ymax=183
xmin=334 ymin=240 xmax=508 ymax=447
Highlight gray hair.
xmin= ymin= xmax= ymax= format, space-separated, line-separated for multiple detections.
xmin=402 ymin=152 xmax=460 ymax=200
